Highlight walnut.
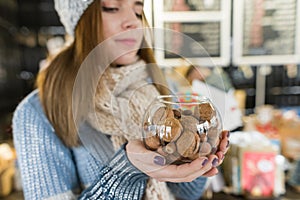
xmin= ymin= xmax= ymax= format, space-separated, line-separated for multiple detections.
xmin=144 ymin=133 xmax=161 ymax=151
xmin=176 ymin=130 xmax=197 ymax=158
xmin=166 ymin=107 xmax=175 ymax=118
xmin=198 ymin=102 xmax=215 ymax=122
xmin=162 ymin=118 xmax=183 ymax=142
xmin=186 ymin=133 xmax=201 ymax=160
xmin=143 ymin=98 xmax=222 ymax=164
xmin=152 ymin=107 xmax=167 ymax=124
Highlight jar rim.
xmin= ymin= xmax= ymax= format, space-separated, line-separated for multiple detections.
xmin=157 ymin=94 xmax=211 ymax=105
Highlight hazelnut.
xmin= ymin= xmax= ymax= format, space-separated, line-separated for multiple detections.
xmin=198 ymin=132 xmax=208 ymax=142
xmin=173 ymin=109 xmax=182 ymax=119
xmin=207 ymin=128 xmax=221 ymax=147
xmin=162 ymin=142 xmax=177 ymax=154
xmin=207 ymin=128 xmax=219 ymax=138
xmin=193 ymin=105 xmax=200 ymax=120
xmin=182 ymin=109 xmax=193 ymax=116
xmin=199 ymin=142 xmax=212 ymax=156
xmin=180 ymin=115 xmax=199 ymax=133
xmin=208 ymin=136 xmax=220 ymax=149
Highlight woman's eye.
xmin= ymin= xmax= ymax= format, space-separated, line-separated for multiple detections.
xmin=135 ymin=13 xmax=142 ymax=19
xmin=102 ymin=6 xmax=119 ymax=13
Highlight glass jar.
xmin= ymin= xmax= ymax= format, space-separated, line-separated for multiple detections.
xmin=143 ymin=94 xmax=223 ymax=164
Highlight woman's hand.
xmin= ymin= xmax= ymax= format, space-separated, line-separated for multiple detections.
xmin=215 ymin=130 xmax=230 ymax=166
xmin=126 ymin=140 xmax=219 ymax=182
xmin=201 ymin=130 xmax=230 ymax=177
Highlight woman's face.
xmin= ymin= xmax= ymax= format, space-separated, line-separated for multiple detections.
xmin=101 ymin=0 xmax=144 ymax=65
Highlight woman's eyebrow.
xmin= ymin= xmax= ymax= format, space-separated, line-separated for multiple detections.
xmin=135 ymin=1 xmax=144 ymax=6
xmin=113 ymin=0 xmax=143 ymax=6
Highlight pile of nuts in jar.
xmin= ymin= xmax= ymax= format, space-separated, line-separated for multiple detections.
xmin=143 ymin=101 xmax=222 ymax=164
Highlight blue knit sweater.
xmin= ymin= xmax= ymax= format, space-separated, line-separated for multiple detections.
xmin=12 ymin=90 xmax=207 ymax=200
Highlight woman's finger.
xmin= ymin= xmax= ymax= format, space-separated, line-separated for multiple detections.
xmin=154 ymin=155 xmax=218 ymax=182
xmin=202 ymin=167 xmax=219 ymax=177
xmin=127 ymin=139 xmax=223 ymax=183
xmin=219 ymin=130 xmax=230 ymax=153
xmin=126 ymin=140 xmax=168 ymax=174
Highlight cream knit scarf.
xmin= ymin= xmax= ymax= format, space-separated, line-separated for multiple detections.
xmin=88 ymin=60 xmax=174 ymax=200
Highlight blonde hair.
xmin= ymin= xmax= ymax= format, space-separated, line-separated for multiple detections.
xmin=37 ymin=1 xmax=169 ymax=147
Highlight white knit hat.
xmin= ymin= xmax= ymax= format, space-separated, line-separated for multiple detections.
xmin=54 ymin=0 xmax=95 ymax=36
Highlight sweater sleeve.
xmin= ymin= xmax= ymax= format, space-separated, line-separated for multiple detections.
xmin=12 ymin=93 xmax=149 ymax=200
xmin=75 ymin=121 xmax=149 ymax=199
xmin=167 ymin=177 xmax=208 ymax=200
xmin=79 ymin=146 xmax=148 ymax=200
xmin=12 ymin=97 xmax=80 ymax=200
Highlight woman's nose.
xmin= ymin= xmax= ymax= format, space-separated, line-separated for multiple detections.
xmin=121 ymin=10 xmax=140 ymax=30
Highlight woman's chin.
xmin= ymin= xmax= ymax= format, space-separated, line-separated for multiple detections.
xmin=114 ymin=55 xmax=139 ymax=66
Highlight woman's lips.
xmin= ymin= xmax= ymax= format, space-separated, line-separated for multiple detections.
xmin=116 ymin=38 xmax=137 ymax=46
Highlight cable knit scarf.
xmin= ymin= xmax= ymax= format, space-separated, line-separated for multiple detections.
xmin=88 ymin=60 xmax=174 ymax=200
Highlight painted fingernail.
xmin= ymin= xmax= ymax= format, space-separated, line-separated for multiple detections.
xmin=154 ymin=156 xmax=165 ymax=166
xmin=202 ymin=159 xmax=208 ymax=166
xmin=212 ymin=158 xmax=219 ymax=167
xmin=227 ymin=131 xmax=230 ymax=138
xmin=221 ymin=153 xmax=225 ymax=161
xmin=226 ymin=140 xmax=230 ymax=148
xmin=211 ymin=147 xmax=218 ymax=154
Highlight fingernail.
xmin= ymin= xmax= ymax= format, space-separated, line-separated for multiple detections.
xmin=226 ymin=141 xmax=230 ymax=148
xmin=211 ymin=147 xmax=217 ymax=154
xmin=227 ymin=131 xmax=230 ymax=138
xmin=221 ymin=153 xmax=225 ymax=161
xmin=154 ymin=156 xmax=165 ymax=166
xmin=202 ymin=159 xmax=208 ymax=166
xmin=212 ymin=158 xmax=219 ymax=167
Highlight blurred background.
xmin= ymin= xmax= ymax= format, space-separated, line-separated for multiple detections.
xmin=0 ymin=0 xmax=299 ymax=199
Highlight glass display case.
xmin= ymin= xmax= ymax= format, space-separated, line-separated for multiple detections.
xmin=152 ymin=0 xmax=231 ymax=67
xmin=233 ymin=0 xmax=300 ymax=65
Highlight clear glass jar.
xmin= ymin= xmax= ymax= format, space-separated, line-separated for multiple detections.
xmin=143 ymin=94 xmax=223 ymax=164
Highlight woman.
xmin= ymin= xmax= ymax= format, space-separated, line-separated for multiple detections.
xmin=12 ymin=0 xmax=230 ymax=199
